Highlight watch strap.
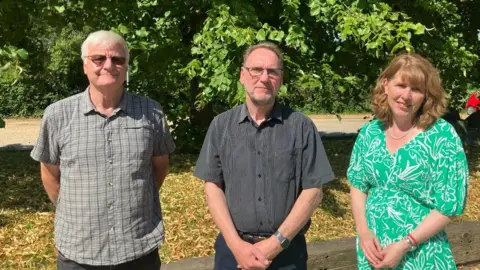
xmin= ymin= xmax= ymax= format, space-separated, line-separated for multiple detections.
xmin=274 ymin=231 xmax=290 ymax=249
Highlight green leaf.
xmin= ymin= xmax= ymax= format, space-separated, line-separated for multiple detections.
xmin=54 ymin=6 xmax=65 ymax=13
xmin=310 ymin=4 xmax=321 ymax=16
xmin=15 ymin=49 xmax=28 ymax=60
xmin=268 ymin=30 xmax=285 ymax=42
xmin=118 ymin=24 xmax=129 ymax=35
xmin=164 ymin=11 xmax=171 ymax=17
xmin=414 ymin=23 xmax=425 ymax=35
xmin=344 ymin=76 xmax=357 ymax=83
xmin=335 ymin=114 xmax=342 ymax=122
xmin=135 ymin=27 xmax=149 ymax=37
xmin=256 ymin=29 xmax=266 ymax=41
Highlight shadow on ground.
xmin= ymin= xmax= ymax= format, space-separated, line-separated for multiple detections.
xmin=0 ymin=143 xmax=34 ymax=151
xmin=1 ymin=137 xmax=477 ymax=225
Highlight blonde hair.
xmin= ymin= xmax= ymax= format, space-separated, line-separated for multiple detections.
xmin=81 ymin=30 xmax=129 ymax=63
xmin=243 ymin=41 xmax=283 ymax=68
xmin=371 ymin=53 xmax=447 ymax=129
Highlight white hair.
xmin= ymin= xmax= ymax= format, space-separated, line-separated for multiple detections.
xmin=81 ymin=30 xmax=129 ymax=63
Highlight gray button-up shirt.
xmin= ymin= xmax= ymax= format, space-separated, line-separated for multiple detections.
xmin=31 ymin=89 xmax=175 ymax=265
xmin=194 ymin=102 xmax=335 ymax=234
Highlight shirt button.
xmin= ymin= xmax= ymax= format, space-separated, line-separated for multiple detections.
xmin=258 ymin=197 xmax=262 ymax=202
xmin=109 ymin=182 xmax=113 ymax=186
xmin=257 ymin=174 xmax=261 ymax=178
xmin=260 ymin=222 xmax=263 ymax=226
xmin=257 ymin=151 xmax=261 ymax=155
xmin=109 ymin=160 xmax=113 ymax=164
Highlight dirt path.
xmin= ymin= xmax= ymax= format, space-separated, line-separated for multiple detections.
xmin=0 ymin=115 xmax=373 ymax=150
xmin=0 ymin=118 xmax=42 ymax=149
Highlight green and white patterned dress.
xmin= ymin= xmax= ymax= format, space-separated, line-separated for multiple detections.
xmin=347 ymin=118 xmax=469 ymax=270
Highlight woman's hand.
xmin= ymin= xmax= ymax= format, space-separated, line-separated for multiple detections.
xmin=373 ymin=240 xmax=410 ymax=269
xmin=358 ymin=229 xmax=384 ymax=266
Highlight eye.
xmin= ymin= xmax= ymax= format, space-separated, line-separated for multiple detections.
xmin=412 ymin=87 xmax=423 ymax=92
xmin=89 ymin=55 xmax=106 ymax=65
xmin=111 ymin=57 xmax=126 ymax=65
xmin=251 ymin=67 xmax=264 ymax=73
xmin=267 ymin=68 xmax=280 ymax=76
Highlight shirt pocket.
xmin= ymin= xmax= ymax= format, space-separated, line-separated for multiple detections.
xmin=122 ymin=125 xmax=154 ymax=160
xmin=273 ymin=147 xmax=298 ymax=182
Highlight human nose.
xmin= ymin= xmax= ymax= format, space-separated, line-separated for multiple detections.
xmin=102 ymin=57 xmax=114 ymax=70
xmin=402 ymin=87 xmax=413 ymax=100
xmin=258 ymin=69 xmax=269 ymax=82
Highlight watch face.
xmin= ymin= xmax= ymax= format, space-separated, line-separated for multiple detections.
xmin=281 ymin=239 xmax=290 ymax=249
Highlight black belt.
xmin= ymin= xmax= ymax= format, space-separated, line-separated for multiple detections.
xmin=238 ymin=232 xmax=271 ymax=244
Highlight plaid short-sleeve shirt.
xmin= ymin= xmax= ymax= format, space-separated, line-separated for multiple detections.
xmin=31 ymin=89 xmax=175 ymax=265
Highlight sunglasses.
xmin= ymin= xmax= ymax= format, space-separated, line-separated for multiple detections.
xmin=86 ymin=55 xmax=127 ymax=66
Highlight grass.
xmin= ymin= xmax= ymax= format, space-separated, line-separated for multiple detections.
xmin=0 ymin=139 xmax=479 ymax=269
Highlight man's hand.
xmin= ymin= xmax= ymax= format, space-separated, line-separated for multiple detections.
xmin=232 ymin=240 xmax=270 ymax=270
xmin=253 ymin=236 xmax=283 ymax=261
xmin=358 ymin=229 xmax=383 ymax=266
xmin=373 ymin=240 xmax=409 ymax=269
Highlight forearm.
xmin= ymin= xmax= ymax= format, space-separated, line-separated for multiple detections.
xmin=277 ymin=187 xmax=323 ymax=240
xmin=152 ymin=155 xmax=169 ymax=190
xmin=350 ymin=187 xmax=369 ymax=234
xmin=154 ymin=167 xmax=168 ymax=189
xmin=40 ymin=163 xmax=61 ymax=206
xmin=409 ymin=210 xmax=452 ymax=244
xmin=204 ymin=182 xmax=242 ymax=247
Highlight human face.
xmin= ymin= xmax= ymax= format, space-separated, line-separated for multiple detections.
xmin=240 ymin=48 xmax=283 ymax=106
xmin=383 ymin=72 xmax=425 ymax=122
xmin=83 ymin=42 xmax=127 ymax=91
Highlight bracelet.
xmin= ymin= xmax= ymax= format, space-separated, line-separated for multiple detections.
xmin=407 ymin=234 xmax=418 ymax=247
xmin=404 ymin=236 xmax=417 ymax=251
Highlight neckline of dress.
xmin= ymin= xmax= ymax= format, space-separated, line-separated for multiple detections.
xmin=380 ymin=121 xmax=426 ymax=157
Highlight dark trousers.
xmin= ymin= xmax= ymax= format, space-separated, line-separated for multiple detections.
xmin=57 ymin=248 xmax=161 ymax=270
xmin=214 ymin=233 xmax=308 ymax=270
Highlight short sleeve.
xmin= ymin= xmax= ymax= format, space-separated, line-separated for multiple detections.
xmin=347 ymin=126 xmax=371 ymax=193
xmin=431 ymin=132 xmax=469 ymax=216
xmin=193 ymin=117 xmax=224 ymax=183
xmin=152 ymin=111 xmax=175 ymax=156
xmin=301 ymin=121 xmax=335 ymax=189
xmin=30 ymin=105 xmax=60 ymax=164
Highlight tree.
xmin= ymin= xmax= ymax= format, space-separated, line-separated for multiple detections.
xmin=1 ymin=0 xmax=479 ymax=152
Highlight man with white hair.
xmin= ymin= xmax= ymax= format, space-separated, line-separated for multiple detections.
xmin=31 ymin=30 xmax=174 ymax=269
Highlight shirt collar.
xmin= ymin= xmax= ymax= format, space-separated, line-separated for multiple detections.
xmin=81 ymin=87 xmax=131 ymax=116
xmin=238 ymin=100 xmax=283 ymax=124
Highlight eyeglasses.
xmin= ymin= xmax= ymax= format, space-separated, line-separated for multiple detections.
xmin=243 ymin=67 xmax=283 ymax=78
xmin=86 ymin=55 xmax=127 ymax=66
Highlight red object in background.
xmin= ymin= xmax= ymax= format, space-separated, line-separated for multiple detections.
xmin=466 ymin=91 xmax=480 ymax=115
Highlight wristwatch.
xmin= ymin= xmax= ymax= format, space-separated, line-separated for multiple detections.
xmin=274 ymin=231 xmax=291 ymax=249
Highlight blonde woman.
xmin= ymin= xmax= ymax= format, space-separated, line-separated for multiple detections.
xmin=347 ymin=54 xmax=469 ymax=269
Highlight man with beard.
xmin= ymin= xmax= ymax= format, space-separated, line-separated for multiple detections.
xmin=194 ymin=42 xmax=335 ymax=270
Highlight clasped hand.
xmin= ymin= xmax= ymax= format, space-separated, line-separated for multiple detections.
xmin=359 ymin=230 xmax=410 ymax=269
xmin=234 ymin=236 xmax=283 ymax=270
